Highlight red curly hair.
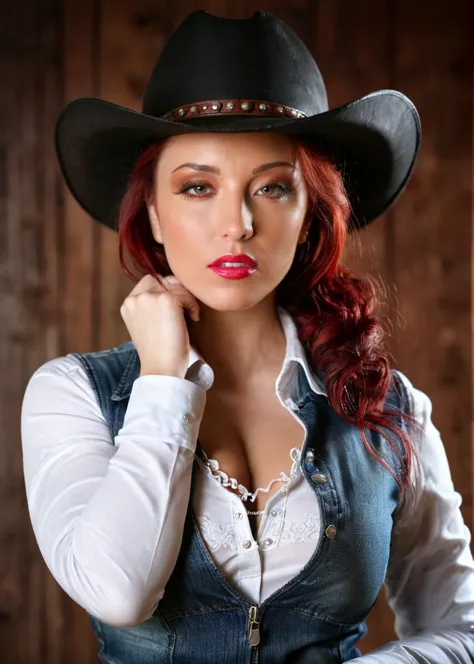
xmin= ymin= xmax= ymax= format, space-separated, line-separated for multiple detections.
xmin=118 ymin=137 xmax=415 ymax=494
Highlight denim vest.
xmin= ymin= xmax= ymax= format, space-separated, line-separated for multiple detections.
xmin=73 ymin=341 xmax=408 ymax=664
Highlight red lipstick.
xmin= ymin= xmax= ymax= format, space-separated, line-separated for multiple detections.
xmin=208 ymin=254 xmax=258 ymax=280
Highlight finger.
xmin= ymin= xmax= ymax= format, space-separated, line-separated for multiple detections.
xmin=162 ymin=275 xmax=180 ymax=284
xmin=173 ymin=291 xmax=200 ymax=322
xmin=128 ymin=274 xmax=200 ymax=321
xmin=159 ymin=277 xmax=200 ymax=320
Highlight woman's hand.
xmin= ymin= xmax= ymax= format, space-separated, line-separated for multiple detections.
xmin=120 ymin=274 xmax=201 ymax=379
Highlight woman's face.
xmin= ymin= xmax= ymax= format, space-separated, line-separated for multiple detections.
xmin=147 ymin=132 xmax=309 ymax=311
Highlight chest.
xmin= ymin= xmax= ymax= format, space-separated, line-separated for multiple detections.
xmin=197 ymin=387 xmax=307 ymax=514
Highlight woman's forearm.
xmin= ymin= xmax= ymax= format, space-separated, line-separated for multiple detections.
xmin=22 ymin=360 xmax=206 ymax=627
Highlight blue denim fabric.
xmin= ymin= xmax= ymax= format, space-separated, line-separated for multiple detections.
xmin=73 ymin=342 xmax=407 ymax=664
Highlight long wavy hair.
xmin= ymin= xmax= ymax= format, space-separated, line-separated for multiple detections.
xmin=117 ymin=137 xmax=416 ymax=494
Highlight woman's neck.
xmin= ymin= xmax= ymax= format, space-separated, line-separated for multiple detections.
xmin=188 ymin=298 xmax=286 ymax=392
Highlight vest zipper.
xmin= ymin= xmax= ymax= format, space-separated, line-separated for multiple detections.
xmin=248 ymin=605 xmax=260 ymax=662
xmin=247 ymin=605 xmax=260 ymax=645
xmin=245 ymin=404 xmax=308 ymax=661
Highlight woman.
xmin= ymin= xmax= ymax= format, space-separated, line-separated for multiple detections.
xmin=21 ymin=10 xmax=474 ymax=664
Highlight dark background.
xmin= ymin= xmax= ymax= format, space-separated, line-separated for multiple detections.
xmin=0 ymin=0 xmax=473 ymax=661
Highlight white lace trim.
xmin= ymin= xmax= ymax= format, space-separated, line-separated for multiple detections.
xmin=199 ymin=446 xmax=302 ymax=503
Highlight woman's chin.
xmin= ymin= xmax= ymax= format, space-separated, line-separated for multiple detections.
xmin=196 ymin=288 xmax=270 ymax=312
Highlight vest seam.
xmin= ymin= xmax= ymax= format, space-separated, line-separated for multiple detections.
xmin=270 ymin=605 xmax=366 ymax=628
xmin=163 ymin=606 xmax=246 ymax=620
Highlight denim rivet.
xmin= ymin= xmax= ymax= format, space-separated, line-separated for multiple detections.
xmin=270 ymin=509 xmax=278 ymax=517
xmin=243 ymin=540 xmax=252 ymax=549
xmin=305 ymin=449 xmax=315 ymax=463
xmin=325 ymin=525 xmax=337 ymax=539
xmin=235 ymin=512 xmax=243 ymax=520
xmin=183 ymin=414 xmax=189 ymax=423
xmin=311 ymin=473 xmax=327 ymax=484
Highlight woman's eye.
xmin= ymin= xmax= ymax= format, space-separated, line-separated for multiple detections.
xmin=176 ymin=182 xmax=212 ymax=198
xmin=187 ymin=184 xmax=210 ymax=195
xmin=257 ymin=183 xmax=294 ymax=198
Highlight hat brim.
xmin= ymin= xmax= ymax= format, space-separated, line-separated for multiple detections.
xmin=55 ymin=89 xmax=421 ymax=231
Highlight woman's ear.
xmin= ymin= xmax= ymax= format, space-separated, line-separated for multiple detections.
xmin=146 ymin=198 xmax=163 ymax=245
xmin=298 ymin=230 xmax=308 ymax=245
xmin=298 ymin=219 xmax=310 ymax=245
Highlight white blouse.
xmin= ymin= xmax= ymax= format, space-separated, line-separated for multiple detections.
xmin=21 ymin=309 xmax=474 ymax=662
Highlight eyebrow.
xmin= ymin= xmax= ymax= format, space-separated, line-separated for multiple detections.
xmin=171 ymin=161 xmax=296 ymax=175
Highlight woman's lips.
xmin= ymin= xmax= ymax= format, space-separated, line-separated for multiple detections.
xmin=208 ymin=254 xmax=257 ymax=269
xmin=209 ymin=265 xmax=257 ymax=280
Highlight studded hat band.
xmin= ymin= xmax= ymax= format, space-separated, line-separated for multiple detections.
xmin=160 ymin=99 xmax=308 ymax=121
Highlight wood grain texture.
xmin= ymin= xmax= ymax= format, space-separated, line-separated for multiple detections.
xmin=0 ymin=47 xmax=28 ymax=663
xmin=62 ymin=0 xmax=97 ymax=355
xmin=0 ymin=0 xmax=66 ymax=660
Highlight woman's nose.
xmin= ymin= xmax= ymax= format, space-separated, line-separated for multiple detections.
xmin=216 ymin=196 xmax=254 ymax=240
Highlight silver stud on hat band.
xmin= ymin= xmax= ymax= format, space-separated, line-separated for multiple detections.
xmin=160 ymin=98 xmax=307 ymax=121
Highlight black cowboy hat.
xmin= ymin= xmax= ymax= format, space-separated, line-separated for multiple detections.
xmin=55 ymin=10 xmax=421 ymax=231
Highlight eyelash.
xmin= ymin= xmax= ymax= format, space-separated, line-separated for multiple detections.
xmin=175 ymin=180 xmax=296 ymax=200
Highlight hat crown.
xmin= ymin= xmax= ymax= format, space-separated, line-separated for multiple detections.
xmin=142 ymin=11 xmax=328 ymax=118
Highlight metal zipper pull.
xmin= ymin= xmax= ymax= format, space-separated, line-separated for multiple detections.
xmin=247 ymin=605 xmax=260 ymax=646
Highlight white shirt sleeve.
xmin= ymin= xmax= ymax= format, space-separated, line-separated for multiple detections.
xmin=351 ymin=371 xmax=474 ymax=663
xmin=21 ymin=354 xmax=207 ymax=627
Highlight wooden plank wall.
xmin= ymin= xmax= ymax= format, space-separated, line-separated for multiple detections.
xmin=1 ymin=0 xmax=472 ymax=661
